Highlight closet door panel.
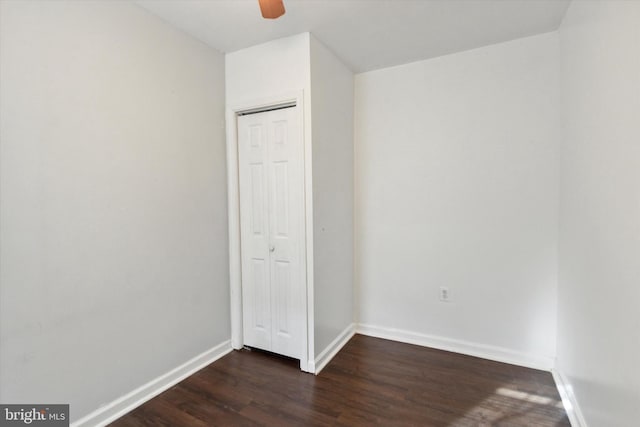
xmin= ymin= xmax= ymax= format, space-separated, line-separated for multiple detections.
xmin=238 ymin=114 xmax=272 ymax=351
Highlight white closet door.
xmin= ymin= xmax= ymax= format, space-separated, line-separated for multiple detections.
xmin=238 ymin=112 xmax=271 ymax=351
xmin=238 ymin=107 xmax=304 ymax=359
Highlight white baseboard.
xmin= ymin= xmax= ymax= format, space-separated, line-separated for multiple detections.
xmin=71 ymin=340 xmax=233 ymax=427
xmin=312 ymin=323 xmax=356 ymax=374
xmin=552 ymin=368 xmax=588 ymax=427
xmin=356 ymin=323 xmax=554 ymax=371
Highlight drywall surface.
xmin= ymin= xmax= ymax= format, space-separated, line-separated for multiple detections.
xmin=354 ymin=32 xmax=560 ymax=364
xmin=557 ymin=1 xmax=640 ymax=425
xmin=225 ymin=33 xmax=311 ymax=106
xmin=310 ymin=35 xmax=355 ymax=357
xmin=0 ymin=1 xmax=229 ymax=421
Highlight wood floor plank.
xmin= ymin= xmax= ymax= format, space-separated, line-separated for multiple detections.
xmin=110 ymin=334 xmax=570 ymax=426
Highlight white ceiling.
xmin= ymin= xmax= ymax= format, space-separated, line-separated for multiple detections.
xmin=136 ymin=0 xmax=571 ymax=73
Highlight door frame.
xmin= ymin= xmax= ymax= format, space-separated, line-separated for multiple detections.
xmin=226 ymin=90 xmax=314 ymax=373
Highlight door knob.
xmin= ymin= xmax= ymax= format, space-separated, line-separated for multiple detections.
xmin=269 ymin=246 xmax=275 ymax=252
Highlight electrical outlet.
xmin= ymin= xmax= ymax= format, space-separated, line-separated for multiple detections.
xmin=439 ymin=286 xmax=450 ymax=302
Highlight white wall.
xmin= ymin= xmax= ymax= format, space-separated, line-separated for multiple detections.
xmin=0 ymin=1 xmax=229 ymax=422
xmin=557 ymin=1 xmax=640 ymax=425
xmin=309 ymin=35 xmax=355 ymax=357
xmin=354 ymin=32 xmax=560 ymax=367
xmin=225 ymin=33 xmax=311 ymax=106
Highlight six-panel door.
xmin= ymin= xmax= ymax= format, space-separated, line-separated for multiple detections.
xmin=238 ymin=107 xmax=304 ymax=359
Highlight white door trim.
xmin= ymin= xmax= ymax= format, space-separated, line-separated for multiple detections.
xmin=226 ymin=90 xmax=314 ymax=372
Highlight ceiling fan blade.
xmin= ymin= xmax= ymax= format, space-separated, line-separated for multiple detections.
xmin=258 ymin=0 xmax=285 ymax=19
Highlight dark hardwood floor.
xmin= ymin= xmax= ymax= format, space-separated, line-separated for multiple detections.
xmin=111 ymin=334 xmax=570 ymax=426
